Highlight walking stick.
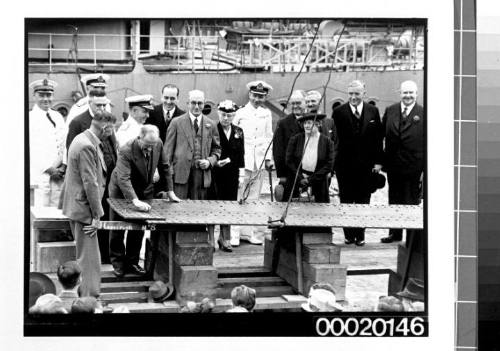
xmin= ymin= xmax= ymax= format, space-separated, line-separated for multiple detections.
xmin=268 ymin=166 xmax=274 ymax=202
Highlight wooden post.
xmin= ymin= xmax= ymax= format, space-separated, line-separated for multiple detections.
xmin=295 ymin=231 xmax=303 ymax=294
xmin=168 ymin=231 xmax=173 ymax=284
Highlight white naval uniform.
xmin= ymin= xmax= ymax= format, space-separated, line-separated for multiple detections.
xmin=116 ymin=115 xmax=142 ymax=147
xmin=66 ymin=96 xmax=112 ymax=126
xmin=232 ymin=102 xmax=274 ymax=244
xmin=29 ymin=104 xmax=67 ymax=207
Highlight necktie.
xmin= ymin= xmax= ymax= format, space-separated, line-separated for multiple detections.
xmin=354 ymin=107 xmax=360 ymax=119
xmin=144 ymin=148 xmax=151 ymax=181
xmin=46 ymin=112 xmax=56 ymax=128
xmin=194 ymin=117 xmax=199 ymax=134
xmin=402 ymin=106 xmax=408 ymax=119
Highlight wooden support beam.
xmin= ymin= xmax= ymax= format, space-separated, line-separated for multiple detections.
xmin=295 ymin=231 xmax=303 ymax=295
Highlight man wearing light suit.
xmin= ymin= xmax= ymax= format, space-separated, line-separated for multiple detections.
xmin=164 ymin=89 xmax=221 ymax=200
xmin=380 ymin=80 xmax=424 ymax=243
xmin=62 ymin=111 xmax=117 ymax=298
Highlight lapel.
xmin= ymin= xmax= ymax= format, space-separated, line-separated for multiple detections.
xmin=202 ymin=116 xmax=210 ymax=156
xmin=180 ymin=114 xmax=194 ymax=151
xmin=360 ymin=103 xmax=372 ymax=134
xmin=400 ymin=104 xmax=418 ymax=133
xmin=132 ymin=139 xmax=149 ymax=182
xmin=84 ymin=129 xmax=106 ymax=174
xmin=217 ymin=123 xmax=229 ymax=144
xmin=151 ymin=142 xmax=160 ymax=178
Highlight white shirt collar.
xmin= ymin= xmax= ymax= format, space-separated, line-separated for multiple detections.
xmin=223 ymin=125 xmax=232 ymax=139
xmin=401 ymin=101 xmax=416 ymax=114
xmin=349 ymin=102 xmax=363 ymax=116
xmin=189 ymin=112 xmax=201 ymax=124
xmin=163 ymin=105 xmax=175 ymax=118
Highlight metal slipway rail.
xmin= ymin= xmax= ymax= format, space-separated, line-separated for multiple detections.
xmin=104 ymin=199 xmax=424 ymax=230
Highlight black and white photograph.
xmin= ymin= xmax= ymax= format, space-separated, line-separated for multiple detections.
xmin=23 ymin=16 xmax=429 ymax=337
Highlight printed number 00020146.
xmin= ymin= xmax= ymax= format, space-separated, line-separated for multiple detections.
xmin=314 ymin=317 xmax=426 ymax=337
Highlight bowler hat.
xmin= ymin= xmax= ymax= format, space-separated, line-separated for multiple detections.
xmin=369 ymin=172 xmax=386 ymax=193
xmin=396 ymin=278 xmax=425 ymax=302
xmin=29 ymin=272 xmax=56 ymax=308
xmin=149 ymin=281 xmax=174 ymax=302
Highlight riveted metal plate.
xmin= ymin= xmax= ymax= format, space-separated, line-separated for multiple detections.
xmin=107 ymin=199 xmax=423 ymax=229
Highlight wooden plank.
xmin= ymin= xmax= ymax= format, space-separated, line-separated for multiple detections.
xmin=35 ymin=242 xmax=76 ymax=273
xmin=99 ymin=291 xmax=149 ymax=303
xmin=100 ymin=271 xmax=153 ymax=283
xmin=101 ymin=281 xmax=154 ymax=293
xmin=217 ymin=276 xmax=287 ymax=288
xmin=217 ymin=266 xmax=272 ymax=278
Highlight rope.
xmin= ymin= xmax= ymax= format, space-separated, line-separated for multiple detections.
xmin=271 ymin=22 xmax=347 ymax=227
xmin=239 ymin=24 xmax=321 ymax=204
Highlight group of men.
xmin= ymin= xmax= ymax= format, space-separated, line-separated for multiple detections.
xmin=29 ymin=72 xmax=424 ymax=298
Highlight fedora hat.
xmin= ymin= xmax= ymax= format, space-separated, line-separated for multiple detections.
xmin=301 ymin=288 xmax=343 ymax=312
xmin=396 ymin=278 xmax=425 ymax=302
xmin=369 ymin=172 xmax=386 ymax=193
xmin=149 ymin=281 xmax=174 ymax=302
xmin=29 ymin=272 xmax=56 ymax=308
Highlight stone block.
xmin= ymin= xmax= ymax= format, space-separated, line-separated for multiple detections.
xmin=174 ymin=242 xmax=213 ymax=266
xmin=36 ymin=241 xmax=76 ymax=273
xmin=303 ymin=244 xmax=341 ymax=264
xmin=174 ymin=264 xmax=218 ymax=303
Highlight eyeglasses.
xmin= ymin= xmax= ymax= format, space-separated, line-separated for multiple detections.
xmin=190 ymin=101 xmax=205 ymax=106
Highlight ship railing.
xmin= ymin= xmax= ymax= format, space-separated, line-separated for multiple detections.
xmin=28 ymin=32 xmax=423 ymax=73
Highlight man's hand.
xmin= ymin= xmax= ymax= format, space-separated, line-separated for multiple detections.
xmin=372 ymin=164 xmax=382 ymax=173
xmin=167 ymin=191 xmax=181 ymax=202
xmin=153 ymin=168 xmax=160 ymax=183
xmin=83 ymin=218 xmax=100 ymax=237
xmin=198 ymin=159 xmax=210 ymax=170
xmin=217 ymin=158 xmax=231 ymax=167
xmin=132 ymin=198 xmax=151 ymax=212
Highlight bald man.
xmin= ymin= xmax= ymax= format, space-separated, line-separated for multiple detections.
xmin=380 ymin=80 xmax=424 ymax=243
xmin=164 ymin=89 xmax=221 ymax=200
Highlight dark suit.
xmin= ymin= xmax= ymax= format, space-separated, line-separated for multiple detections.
xmin=320 ymin=118 xmax=338 ymax=171
xmin=285 ymin=133 xmax=335 ymax=203
xmin=108 ymin=137 xmax=172 ymax=270
xmin=66 ymin=109 xmax=118 ymax=263
xmin=213 ymin=123 xmax=245 ymax=200
xmin=382 ymin=102 xmax=424 ymax=240
xmin=273 ymin=114 xmax=303 ymax=200
xmin=62 ymin=130 xmax=107 ymax=297
xmin=145 ymin=104 xmax=185 ymax=144
xmin=164 ymin=113 xmax=221 ymax=200
xmin=332 ymin=102 xmax=383 ymax=242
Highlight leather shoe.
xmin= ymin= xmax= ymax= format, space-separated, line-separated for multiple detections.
xmin=217 ymin=239 xmax=233 ymax=252
xmin=380 ymin=235 xmax=402 ymax=244
xmin=344 ymin=239 xmax=355 ymax=245
xmin=128 ymin=264 xmax=146 ymax=276
xmin=355 ymin=240 xmax=365 ymax=247
xmin=112 ymin=266 xmax=125 ymax=278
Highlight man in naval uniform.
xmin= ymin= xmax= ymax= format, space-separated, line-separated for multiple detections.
xmin=29 ymin=78 xmax=67 ymax=207
xmin=116 ymin=95 xmax=154 ymax=147
xmin=66 ymin=73 xmax=111 ymax=125
xmin=232 ymin=80 xmax=274 ymax=246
